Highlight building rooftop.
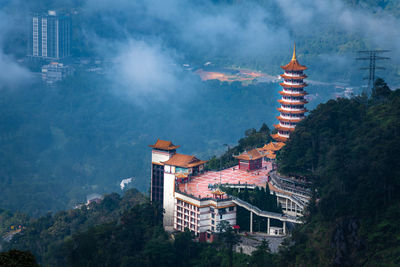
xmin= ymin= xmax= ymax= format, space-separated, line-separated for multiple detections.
xmin=163 ymin=153 xmax=207 ymax=168
xmin=281 ymin=44 xmax=307 ymax=71
xmin=271 ymin=133 xmax=288 ymax=142
xmin=177 ymin=162 xmax=272 ymax=199
xmin=260 ymin=142 xmax=285 ymax=152
xmin=149 ymin=139 xmax=180 ymax=151
xmin=234 ymin=148 xmax=264 ymax=161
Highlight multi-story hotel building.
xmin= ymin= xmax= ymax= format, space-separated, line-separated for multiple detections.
xmin=28 ymin=10 xmax=71 ymax=60
xmin=149 ymin=139 xmax=289 ymax=240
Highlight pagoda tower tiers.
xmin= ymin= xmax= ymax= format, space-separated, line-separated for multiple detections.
xmin=271 ymin=44 xmax=308 ymax=142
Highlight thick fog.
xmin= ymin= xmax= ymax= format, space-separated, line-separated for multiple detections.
xmin=0 ymin=10 xmax=32 ymax=89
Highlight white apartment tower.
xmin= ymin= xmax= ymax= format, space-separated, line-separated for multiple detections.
xmin=29 ymin=10 xmax=71 ymax=60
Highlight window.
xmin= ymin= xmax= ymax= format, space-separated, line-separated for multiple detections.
xmin=229 ymin=206 xmax=234 ymax=211
xmin=212 ymin=213 xmax=215 ymax=218
xmin=211 ymin=220 xmax=215 ymax=225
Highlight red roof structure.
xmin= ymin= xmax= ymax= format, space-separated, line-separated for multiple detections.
xmin=234 ymin=148 xmax=264 ymax=161
xmin=281 ymin=44 xmax=307 ymax=71
xmin=149 ymin=139 xmax=180 ymax=150
xmin=163 ymin=153 xmax=207 ymax=168
xmin=270 ymin=133 xmax=288 ymax=142
xmin=260 ymin=142 xmax=285 ymax=152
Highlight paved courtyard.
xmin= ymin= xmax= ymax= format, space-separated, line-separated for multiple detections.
xmin=178 ymin=162 xmax=272 ymax=198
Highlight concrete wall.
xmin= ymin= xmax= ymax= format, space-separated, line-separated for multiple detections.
xmin=163 ymin=172 xmax=176 ymax=227
xmin=152 ymin=150 xmax=172 ymax=164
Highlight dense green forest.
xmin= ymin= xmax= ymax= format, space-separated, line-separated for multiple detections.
xmin=277 ymin=79 xmax=400 ymax=266
xmin=1 ymin=189 xmax=276 ymax=267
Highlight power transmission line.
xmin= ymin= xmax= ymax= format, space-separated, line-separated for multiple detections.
xmin=356 ymin=50 xmax=390 ymax=94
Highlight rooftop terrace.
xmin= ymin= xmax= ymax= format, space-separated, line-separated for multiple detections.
xmin=177 ymin=162 xmax=272 ymax=199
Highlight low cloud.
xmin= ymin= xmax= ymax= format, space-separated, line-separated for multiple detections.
xmin=83 ymin=0 xmax=400 ymax=91
xmin=276 ymin=0 xmax=400 ymax=62
xmin=0 ymin=10 xmax=32 ymax=89
xmin=0 ymin=53 xmax=32 ymax=89
xmin=106 ymin=39 xmax=197 ymax=107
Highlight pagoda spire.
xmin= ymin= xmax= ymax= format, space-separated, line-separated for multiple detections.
xmin=291 ymin=42 xmax=297 ymax=61
xmin=271 ymin=45 xmax=308 ymax=143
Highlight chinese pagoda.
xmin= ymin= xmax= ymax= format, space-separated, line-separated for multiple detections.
xmin=271 ymin=44 xmax=308 ymax=142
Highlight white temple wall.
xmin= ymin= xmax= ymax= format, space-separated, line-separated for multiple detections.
xmin=152 ymin=150 xmax=172 ymax=164
xmin=163 ymin=172 xmax=175 ymax=227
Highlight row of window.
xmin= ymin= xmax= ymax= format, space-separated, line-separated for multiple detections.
xmin=281 ymin=105 xmax=304 ymax=109
xmin=282 ymin=96 xmax=305 ymax=101
xmin=280 ymin=113 xmax=304 ymax=118
xmin=177 ymin=200 xmax=200 ymax=212
xmin=280 ymin=121 xmax=297 ymax=126
xmin=175 ymin=224 xmax=197 ymax=232
xmin=176 ymin=211 xmax=199 ymax=221
xmin=211 ymin=206 xmax=235 ymax=213
xmin=283 ymin=79 xmax=304 ymax=84
xmin=282 ymin=88 xmax=305 ymax=93
xmin=284 ymin=71 xmax=304 ymax=75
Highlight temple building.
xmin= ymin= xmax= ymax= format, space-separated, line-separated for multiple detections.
xmin=271 ymin=44 xmax=308 ymax=142
xmin=149 ymin=139 xmax=180 ymax=205
xmin=149 ymin=139 xmax=304 ymax=241
xmin=234 ymin=149 xmax=263 ymax=171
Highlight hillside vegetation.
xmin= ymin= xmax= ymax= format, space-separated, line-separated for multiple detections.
xmin=277 ymin=79 xmax=400 ymax=266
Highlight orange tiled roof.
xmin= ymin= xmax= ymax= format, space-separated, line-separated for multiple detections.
xmin=271 ymin=133 xmax=288 ymax=142
xmin=281 ymin=44 xmax=307 ymax=71
xmin=277 ymin=107 xmax=307 ymax=114
xmin=258 ymin=149 xmax=277 ymax=159
xmin=163 ymin=153 xmax=207 ymax=168
xmin=260 ymin=142 xmax=285 ymax=152
xmin=149 ymin=139 xmax=180 ymax=150
xmin=274 ymin=124 xmax=296 ymax=132
xmin=281 ymin=61 xmax=307 ymax=71
xmin=280 ymin=74 xmax=307 ymax=80
xmin=234 ymin=148 xmax=264 ymax=161
xmin=280 ymin=82 xmax=308 ymax=88
xmin=212 ymin=188 xmax=225 ymax=195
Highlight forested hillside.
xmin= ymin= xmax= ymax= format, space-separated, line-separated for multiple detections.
xmin=277 ymin=79 xmax=400 ymax=266
xmin=2 ymin=189 xmax=275 ymax=267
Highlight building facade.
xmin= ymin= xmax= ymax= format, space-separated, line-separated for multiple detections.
xmin=175 ymin=191 xmax=236 ymax=241
xmin=28 ymin=10 xmax=71 ymax=60
xmin=271 ymin=44 xmax=308 ymax=142
xmin=41 ymin=62 xmax=73 ymax=85
xmin=149 ymin=140 xmax=180 ymax=206
xmin=234 ymin=149 xmax=263 ymax=171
